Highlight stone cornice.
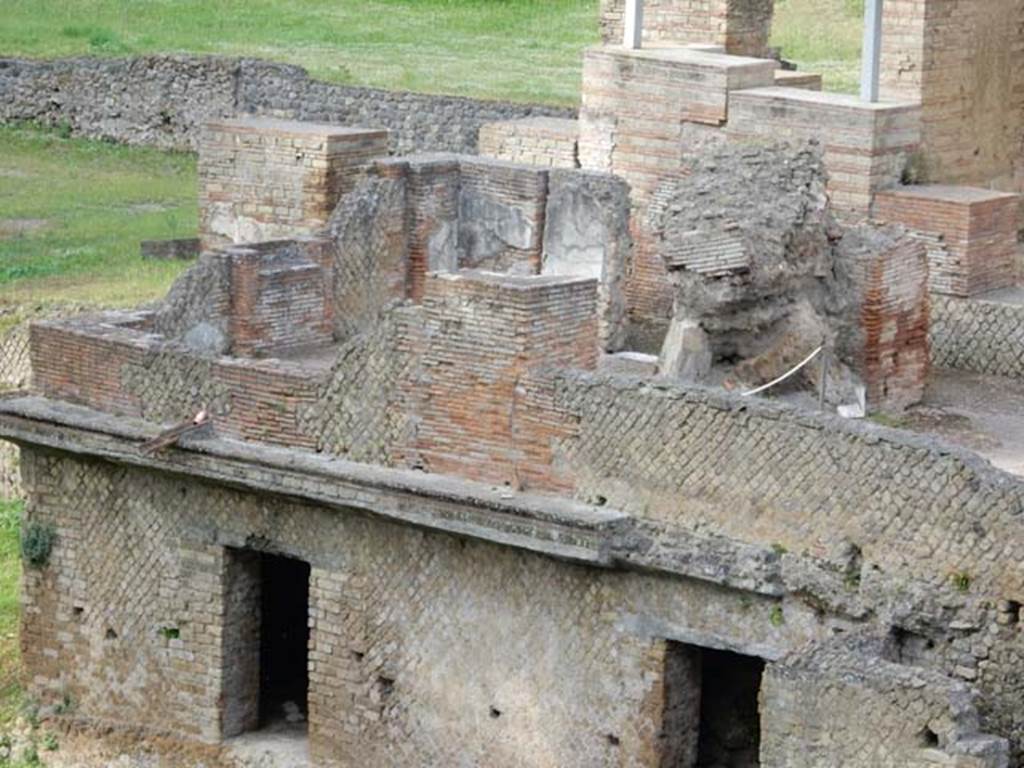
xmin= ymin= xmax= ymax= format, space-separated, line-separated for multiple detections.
xmin=0 ymin=394 xmax=788 ymax=596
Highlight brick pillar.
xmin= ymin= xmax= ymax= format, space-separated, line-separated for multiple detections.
xmin=841 ymin=228 xmax=930 ymax=411
xmin=413 ymin=271 xmax=598 ymax=491
xmin=600 ymin=0 xmax=776 ymax=56
xmin=224 ymin=239 xmax=335 ymax=357
xmin=199 ymin=118 xmax=388 ymax=249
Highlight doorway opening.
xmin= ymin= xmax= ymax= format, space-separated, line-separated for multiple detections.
xmin=660 ymin=642 xmax=765 ymax=768
xmin=259 ymin=552 xmax=311 ymax=728
xmin=221 ymin=546 xmax=311 ymax=761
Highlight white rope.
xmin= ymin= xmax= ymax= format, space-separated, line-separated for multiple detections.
xmin=740 ymin=345 xmax=824 ymax=398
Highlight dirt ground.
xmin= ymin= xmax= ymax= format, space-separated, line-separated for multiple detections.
xmin=4 ymin=718 xmax=308 ymax=768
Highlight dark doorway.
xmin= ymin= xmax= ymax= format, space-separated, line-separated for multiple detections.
xmin=696 ymin=648 xmax=764 ymax=767
xmin=258 ymin=553 xmax=311 ymax=728
xmin=660 ymin=642 xmax=765 ymax=768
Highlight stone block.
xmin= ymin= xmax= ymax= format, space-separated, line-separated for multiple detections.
xmin=140 ymin=238 xmax=201 ymax=261
xmin=542 ymin=169 xmax=631 ymax=351
xmin=773 ymin=70 xmax=822 ymax=90
xmin=658 ymin=317 xmax=712 ymax=383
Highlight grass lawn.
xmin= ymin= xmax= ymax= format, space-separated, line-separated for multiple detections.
xmin=0 ymin=0 xmax=864 ymax=106
xmin=774 ymin=0 xmax=866 ymax=94
xmin=0 ymin=500 xmax=23 ymax=728
xmin=0 ymin=124 xmax=196 ymax=311
xmin=1 ymin=0 xmax=600 ymax=107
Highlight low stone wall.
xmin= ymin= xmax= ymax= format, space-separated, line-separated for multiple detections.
xmin=0 ymin=56 xmax=575 ymax=154
xmin=761 ymin=636 xmax=1009 ymax=767
xmin=931 ymin=293 xmax=1024 ymax=378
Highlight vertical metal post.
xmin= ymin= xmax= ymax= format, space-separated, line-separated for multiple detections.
xmin=860 ymin=0 xmax=884 ymax=102
xmin=624 ymin=0 xmax=644 ymax=50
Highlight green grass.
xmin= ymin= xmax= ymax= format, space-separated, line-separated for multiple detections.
xmin=773 ymin=0 xmax=865 ymax=93
xmin=0 ymin=0 xmax=600 ymax=106
xmin=0 ymin=124 xmax=196 ymax=308
xmin=0 ymin=0 xmax=865 ymax=105
xmin=0 ymin=500 xmax=23 ymax=728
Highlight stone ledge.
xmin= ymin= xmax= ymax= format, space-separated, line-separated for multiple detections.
xmin=0 ymin=394 xmax=786 ymax=595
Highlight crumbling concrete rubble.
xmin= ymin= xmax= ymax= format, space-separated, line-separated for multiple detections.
xmin=652 ymin=142 xmax=928 ymax=410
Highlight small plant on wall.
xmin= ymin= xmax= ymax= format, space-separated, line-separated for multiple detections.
xmin=20 ymin=521 xmax=56 ymax=568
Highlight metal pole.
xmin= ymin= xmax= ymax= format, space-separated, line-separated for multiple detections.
xmin=624 ymin=0 xmax=644 ymax=50
xmin=860 ymin=0 xmax=884 ymax=102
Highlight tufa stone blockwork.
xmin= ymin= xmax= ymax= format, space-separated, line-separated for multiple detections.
xmin=0 ymin=55 xmax=575 ymax=155
xmin=930 ymin=292 xmax=1024 ymax=379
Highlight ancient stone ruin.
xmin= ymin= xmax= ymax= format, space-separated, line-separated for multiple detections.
xmin=3 ymin=0 xmax=1024 ymax=766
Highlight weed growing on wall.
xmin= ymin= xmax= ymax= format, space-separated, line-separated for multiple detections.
xmin=19 ymin=522 xmax=55 ymax=569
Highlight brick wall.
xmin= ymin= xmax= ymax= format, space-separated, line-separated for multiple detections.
xmin=12 ymin=422 xmax=1021 ymax=765
xmin=33 ymin=292 xmax=1024 ymax=605
xmin=31 ymin=314 xmax=323 ymax=451
xmin=18 ymin=449 xmax=813 ymax=766
xmin=413 ymin=271 xmax=598 ymax=491
xmin=881 ymin=0 xmax=1024 ymax=196
xmin=374 ymin=157 xmax=459 ymax=302
xmin=198 ymin=118 xmax=387 ymax=248
xmin=478 ymin=117 xmax=579 ymax=169
xmin=873 ymin=185 xmax=1019 ymax=297
xmin=599 ymin=0 xmax=776 ymax=57
xmin=224 ymin=240 xmax=335 ymax=357
xmin=220 ymin=549 xmax=261 ymax=737
xmin=727 ymin=88 xmax=922 ymax=216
